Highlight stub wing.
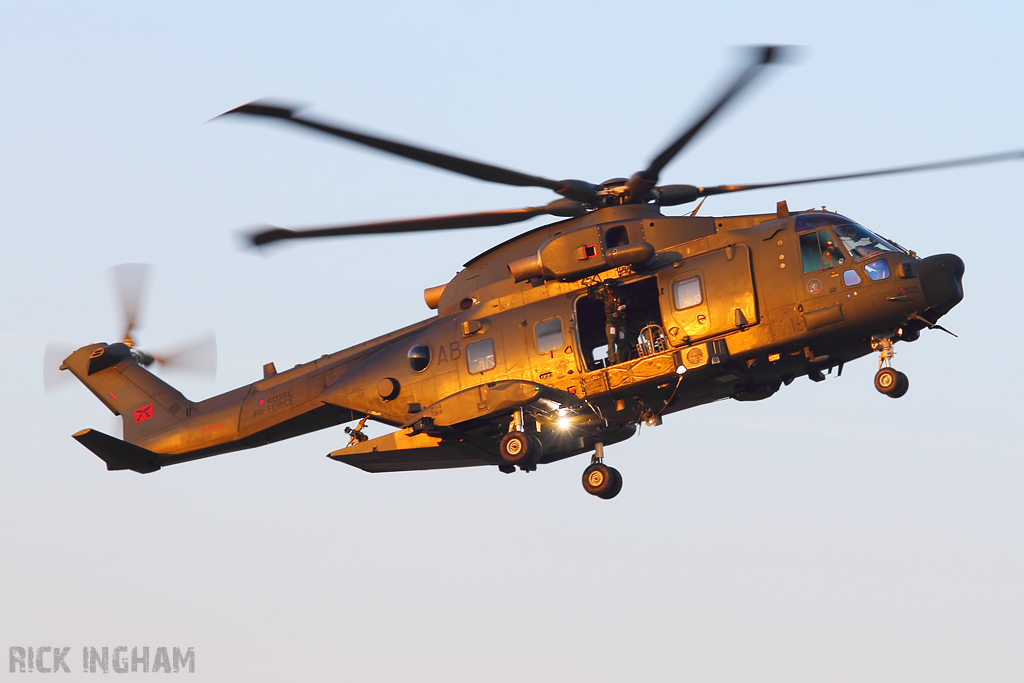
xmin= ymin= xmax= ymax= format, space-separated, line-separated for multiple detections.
xmin=328 ymin=431 xmax=499 ymax=473
xmin=328 ymin=379 xmax=587 ymax=473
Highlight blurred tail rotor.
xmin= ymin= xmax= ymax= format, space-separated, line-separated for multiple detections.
xmin=43 ymin=264 xmax=217 ymax=394
xmin=110 ymin=262 xmax=149 ymax=348
xmin=43 ymin=340 xmax=78 ymax=393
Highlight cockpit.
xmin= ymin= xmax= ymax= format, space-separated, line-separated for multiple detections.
xmin=795 ymin=213 xmax=905 ymax=264
xmin=796 ymin=214 xmax=903 ymax=255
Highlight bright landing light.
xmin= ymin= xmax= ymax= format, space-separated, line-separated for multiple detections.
xmin=558 ymin=417 xmax=570 ymax=430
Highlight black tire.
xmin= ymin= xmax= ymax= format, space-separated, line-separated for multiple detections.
xmin=889 ymin=371 xmax=910 ymax=399
xmin=582 ymin=463 xmax=614 ymax=497
xmin=500 ymin=431 xmax=534 ymax=465
xmin=874 ymin=368 xmax=900 ymax=395
xmin=517 ymin=434 xmax=542 ymax=471
xmin=599 ymin=467 xmax=623 ymax=500
xmin=528 ymin=434 xmax=544 ymax=462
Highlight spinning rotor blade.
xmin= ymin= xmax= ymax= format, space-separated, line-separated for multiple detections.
xmin=109 ymin=263 xmax=150 ymax=346
xmin=151 ymin=333 xmax=217 ymax=377
xmin=250 ymin=199 xmax=588 ymax=246
xmin=626 ymin=45 xmax=791 ymax=201
xmin=43 ymin=341 xmax=77 ymax=394
xmin=217 ymin=101 xmax=598 ymax=203
xmin=657 ymin=148 xmax=1024 ymax=205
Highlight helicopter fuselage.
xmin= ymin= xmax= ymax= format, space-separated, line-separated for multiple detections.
xmin=62 ymin=202 xmax=964 ymax=475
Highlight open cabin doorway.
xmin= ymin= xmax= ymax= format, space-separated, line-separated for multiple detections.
xmin=575 ymin=277 xmax=666 ymax=372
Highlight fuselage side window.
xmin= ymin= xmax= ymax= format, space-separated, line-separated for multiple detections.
xmin=535 ymin=318 xmax=563 ymax=354
xmin=407 ymin=343 xmax=431 ymax=372
xmin=672 ymin=276 xmax=702 ymax=310
xmin=466 ymin=338 xmax=496 ymax=374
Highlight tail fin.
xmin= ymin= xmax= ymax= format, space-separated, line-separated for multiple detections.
xmin=61 ymin=342 xmax=193 ymax=447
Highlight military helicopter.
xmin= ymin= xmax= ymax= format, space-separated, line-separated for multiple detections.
xmin=58 ymin=46 xmax=1020 ymax=499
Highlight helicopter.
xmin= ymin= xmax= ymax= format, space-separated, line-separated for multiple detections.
xmin=57 ymin=46 xmax=1019 ymax=499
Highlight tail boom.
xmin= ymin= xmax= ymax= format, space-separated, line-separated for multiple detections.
xmin=61 ymin=342 xmax=360 ymax=473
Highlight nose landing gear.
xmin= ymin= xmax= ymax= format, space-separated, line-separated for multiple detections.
xmin=871 ymin=336 xmax=909 ymax=398
xmin=582 ymin=442 xmax=623 ymax=499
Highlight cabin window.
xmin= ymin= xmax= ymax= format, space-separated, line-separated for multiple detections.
xmin=843 ymin=270 xmax=862 ymax=287
xmin=800 ymin=229 xmax=846 ymax=273
xmin=466 ymin=338 xmax=496 ymax=374
xmin=864 ymin=258 xmax=890 ymax=281
xmin=535 ymin=318 xmax=563 ymax=354
xmin=407 ymin=344 xmax=431 ymax=372
xmin=672 ymin=276 xmax=703 ymax=310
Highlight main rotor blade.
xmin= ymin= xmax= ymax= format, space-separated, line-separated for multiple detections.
xmin=109 ymin=263 xmax=150 ymax=345
xmin=626 ymin=45 xmax=790 ymax=201
xmin=249 ymin=199 xmax=588 ymax=246
xmin=217 ymin=101 xmax=598 ymax=203
xmin=680 ymin=148 xmax=1024 ymax=202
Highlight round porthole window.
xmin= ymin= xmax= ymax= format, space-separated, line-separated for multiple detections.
xmin=408 ymin=344 xmax=431 ymax=372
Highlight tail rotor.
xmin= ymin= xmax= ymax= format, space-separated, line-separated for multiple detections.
xmin=44 ymin=264 xmax=217 ymax=394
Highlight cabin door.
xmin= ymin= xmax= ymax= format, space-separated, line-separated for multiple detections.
xmin=658 ymin=244 xmax=758 ymax=347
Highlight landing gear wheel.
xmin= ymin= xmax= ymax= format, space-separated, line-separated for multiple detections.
xmin=500 ymin=431 xmax=540 ymax=467
xmin=522 ymin=434 xmax=543 ymax=471
xmin=890 ymin=371 xmax=910 ymax=398
xmin=603 ymin=467 xmax=623 ymax=499
xmin=582 ymin=463 xmax=622 ymax=499
xmin=874 ymin=368 xmax=900 ymax=396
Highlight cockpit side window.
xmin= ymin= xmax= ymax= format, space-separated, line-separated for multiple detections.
xmin=833 ymin=223 xmax=900 ymax=261
xmin=864 ymin=259 xmax=891 ymax=281
xmin=800 ymin=229 xmax=846 ymax=273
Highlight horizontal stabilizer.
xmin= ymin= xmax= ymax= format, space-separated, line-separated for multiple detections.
xmin=72 ymin=428 xmax=161 ymax=474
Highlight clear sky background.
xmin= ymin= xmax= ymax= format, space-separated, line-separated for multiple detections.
xmin=2 ymin=1 xmax=1022 ymax=681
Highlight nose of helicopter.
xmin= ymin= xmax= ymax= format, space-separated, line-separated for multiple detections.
xmin=919 ymin=253 xmax=965 ymax=316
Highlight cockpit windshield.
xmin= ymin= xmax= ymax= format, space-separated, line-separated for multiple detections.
xmin=832 ymin=222 xmax=902 ymax=261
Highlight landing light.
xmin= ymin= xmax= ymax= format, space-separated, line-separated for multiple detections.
xmin=558 ymin=417 xmax=571 ymax=430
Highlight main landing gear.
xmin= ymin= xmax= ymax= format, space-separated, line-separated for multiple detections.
xmin=498 ymin=408 xmax=542 ymax=473
xmin=499 ymin=431 xmax=542 ymax=471
xmin=871 ymin=336 xmax=909 ymax=398
xmin=582 ymin=442 xmax=622 ymax=500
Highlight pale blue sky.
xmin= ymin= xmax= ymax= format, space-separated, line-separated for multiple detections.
xmin=2 ymin=1 xmax=1023 ymax=681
